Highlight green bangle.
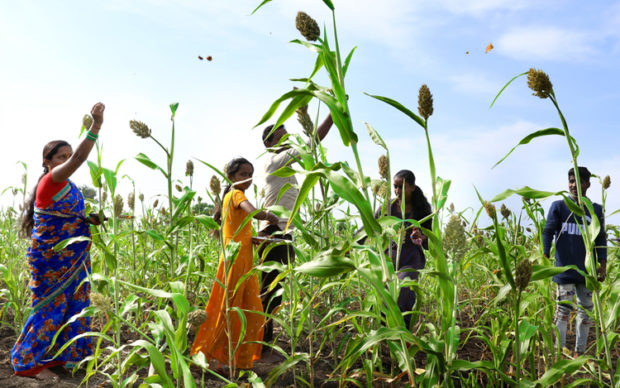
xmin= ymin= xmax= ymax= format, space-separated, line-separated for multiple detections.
xmin=86 ymin=131 xmax=99 ymax=141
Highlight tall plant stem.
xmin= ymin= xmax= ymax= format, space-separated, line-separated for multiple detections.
xmin=331 ymin=11 xmax=344 ymax=87
xmin=550 ymin=95 xmax=613 ymax=383
xmin=331 ymin=10 xmax=369 ymax=202
xmin=514 ymin=291 xmax=522 ymax=386
xmin=423 ymin=126 xmax=437 ymax=209
xmin=167 ymin=120 xmax=176 ymax=277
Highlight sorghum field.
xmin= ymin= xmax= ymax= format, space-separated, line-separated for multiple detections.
xmin=1 ymin=2 xmax=619 ymax=387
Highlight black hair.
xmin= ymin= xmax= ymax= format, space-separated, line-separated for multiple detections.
xmin=262 ymin=124 xmax=284 ymax=148
xmin=568 ymin=166 xmax=591 ymax=183
xmin=21 ymin=140 xmax=71 ymax=237
xmin=213 ymin=157 xmax=253 ymax=224
xmin=394 ymin=169 xmax=432 ymax=229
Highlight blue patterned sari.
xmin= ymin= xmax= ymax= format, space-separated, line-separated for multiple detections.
xmin=11 ymin=180 xmax=93 ymax=376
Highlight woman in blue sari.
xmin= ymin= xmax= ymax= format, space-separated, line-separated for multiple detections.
xmin=12 ymin=102 xmax=105 ymax=380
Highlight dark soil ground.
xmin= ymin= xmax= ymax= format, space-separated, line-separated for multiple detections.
xmin=1 ymin=306 xmax=617 ymax=387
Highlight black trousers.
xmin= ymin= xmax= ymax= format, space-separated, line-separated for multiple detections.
xmin=258 ymin=225 xmax=295 ymax=341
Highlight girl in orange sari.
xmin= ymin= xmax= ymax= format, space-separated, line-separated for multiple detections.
xmin=191 ymin=157 xmax=279 ymax=370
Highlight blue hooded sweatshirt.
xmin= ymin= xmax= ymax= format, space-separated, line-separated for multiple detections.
xmin=542 ymin=198 xmax=607 ymax=284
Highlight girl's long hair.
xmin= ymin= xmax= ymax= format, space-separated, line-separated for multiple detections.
xmin=213 ymin=157 xmax=253 ymax=225
xmin=20 ymin=140 xmax=71 ymax=237
xmin=394 ymin=169 xmax=432 ymax=229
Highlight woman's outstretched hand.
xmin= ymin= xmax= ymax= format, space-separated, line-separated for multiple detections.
xmin=91 ymin=102 xmax=105 ymax=129
xmin=267 ymin=212 xmax=280 ymax=225
xmin=88 ymin=213 xmax=108 ymax=226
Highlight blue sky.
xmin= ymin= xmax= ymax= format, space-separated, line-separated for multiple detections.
xmin=1 ymin=0 xmax=618 ymax=226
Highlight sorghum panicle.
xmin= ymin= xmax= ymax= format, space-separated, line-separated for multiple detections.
xmin=91 ymin=292 xmax=112 ymax=312
xmin=210 ymin=175 xmax=221 ymax=197
xmin=484 ymin=201 xmax=496 ymax=219
xmin=129 ymin=120 xmax=152 ymax=139
xmin=113 ymin=194 xmax=124 ymax=218
xmin=418 ymin=84 xmax=434 ymax=120
xmin=378 ymin=154 xmax=389 ymax=180
xmin=527 ymin=68 xmax=553 ymax=99
xmin=516 ymin=259 xmax=532 ymax=290
xmin=187 ymin=310 xmax=208 ymax=334
xmin=127 ymin=192 xmax=135 ymax=211
xmin=153 ymin=199 xmax=159 ymax=208
xmin=175 ymin=184 xmax=183 ymax=192
xmin=83 ymin=114 xmax=93 ymax=130
xmin=500 ymin=203 xmax=511 ymax=219
xmin=296 ymin=104 xmax=314 ymax=138
xmin=139 ymin=193 xmax=145 ymax=202
xmin=296 ymin=11 xmax=320 ymax=41
xmin=602 ymin=175 xmax=611 ymax=189
xmin=372 ymin=181 xmax=381 ymax=197
xmin=443 ymin=215 xmax=468 ymax=261
xmin=186 ymin=160 xmax=194 ymax=177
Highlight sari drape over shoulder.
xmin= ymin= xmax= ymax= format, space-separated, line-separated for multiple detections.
xmin=12 ymin=180 xmax=92 ymax=376
xmin=191 ymin=189 xmax=264 ymax=369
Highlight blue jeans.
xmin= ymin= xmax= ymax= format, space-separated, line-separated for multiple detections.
xmin=554 ymin=283 xmax=593 ymax=353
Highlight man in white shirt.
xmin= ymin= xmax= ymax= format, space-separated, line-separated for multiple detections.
xmin=258 ymin=113 xmax=333 ymax=341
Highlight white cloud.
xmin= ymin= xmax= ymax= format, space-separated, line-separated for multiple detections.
xmin=497 ymin=26 xmax=596 ymax=61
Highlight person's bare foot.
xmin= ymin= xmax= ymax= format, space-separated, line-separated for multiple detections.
xmin=34 ymin=367 xmax=59 ymax=381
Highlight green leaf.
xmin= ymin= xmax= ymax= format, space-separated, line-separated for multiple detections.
xmin=87 ymin=161 xmax=102 ymax=188
xmin=146 ymin=229 xmax=166 ymax=241
xmin=102 ymin=167 xmax=117 ymax=195
xmin=131 ymin=340 xmax=174 ymax=387
xmin=326 ymin=171 xmax=380 ymax=235
xmin=53 ymin=236 xmax=91 ymax=251
xmin=255 ymin=89 xmax=305 ymax=128
xmin=171 ymin=189 xmax=196 ymax=221
xmin=342 ymin=46 xmax=357 ymax=76
xmin=322 ymin=0 xmax=335 ymax=10
xmin=290 ymin=39 xmax=321 ymax=53
xmin=135 ymin=153 xmax=167 ymax=178
xmin=251 ymin=0 xmax=272 ymax=15
xmin=560 ymin=194 xmax=585 ymax=217
xmin=272 ymin=93 xmax=314 ymax=134
xmin=490 ymin=71 xmax=527 ymax=108
xmin=492 ymin=128 xmax=564 ymax=168
xmin=535 ymin=358 xmax=588 ymax=386
xmin=285 ymin=172 xmax=320 ymax=231
xmin=169 ymin=102 xmax=179 ymax=117
xmin=311 ymin=90 xmax=356 ymax=145
xmin=365 ymin=122 xmax=387 ymax=151
xmin=435 ymin=176 xmax=451 ymax=210
xmin=490 ymin=186 xmax=560 ymax=202
xmin=582 ymin=197 xmax=601 ymax=246
xmin=194 ymin=214 xmax=220 ymax=230
xmin=171 ymin=293 xmax=190 ymax=315
xmin=295 ymin=255 xmax=355 ymax=277
xmin=531 ymin=264 xmax=580 ymax=282
xmin=230 ymin=307 xmax=247 ymax=353
xmin=265 ymin=354 xmax=309 ymax=386
xmin=366 ymin=93 xmax=426 ymax=129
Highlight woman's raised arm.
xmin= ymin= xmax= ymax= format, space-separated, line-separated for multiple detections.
xmin=52 ymin=102 xmax=105 ymax=183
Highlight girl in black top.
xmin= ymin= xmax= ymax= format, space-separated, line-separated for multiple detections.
xmin=385 ymin=169 xmax=432 ymax=328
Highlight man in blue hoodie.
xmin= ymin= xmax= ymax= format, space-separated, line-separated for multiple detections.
xmin=543 ymin=167 xmax=607 ymax=356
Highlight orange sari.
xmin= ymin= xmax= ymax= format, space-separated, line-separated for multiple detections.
xmin=191 ymin=189 xmax=264 ymax=369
